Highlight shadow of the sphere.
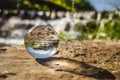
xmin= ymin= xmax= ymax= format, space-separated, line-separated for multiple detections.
xmin=36 ymin=57 xmax=115 ymax=80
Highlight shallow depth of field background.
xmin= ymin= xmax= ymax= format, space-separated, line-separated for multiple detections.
xmin=0 ymin=0 xmax=120 ymax=46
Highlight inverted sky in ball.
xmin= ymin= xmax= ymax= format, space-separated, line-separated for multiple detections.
xmin=24 ymin=25 xmax=59 ymax=59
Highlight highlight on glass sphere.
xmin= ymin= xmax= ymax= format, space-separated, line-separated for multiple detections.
xmin=24 ymin=25 xmax=59 ymax=59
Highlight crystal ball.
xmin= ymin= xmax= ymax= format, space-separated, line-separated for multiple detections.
xmin=24 ymin=25 xmax=59 ymax=59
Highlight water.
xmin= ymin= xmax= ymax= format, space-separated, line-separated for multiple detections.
xmin=24 ymin=25 xmax=59 ymax=59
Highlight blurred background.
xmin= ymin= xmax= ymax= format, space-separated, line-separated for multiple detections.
xmin=1 ymin=0 xmax=120 ymax=46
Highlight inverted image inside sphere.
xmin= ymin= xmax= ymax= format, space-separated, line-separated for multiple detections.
xmin=25 ymin=25 xmax=59 ymax=42
xmin=24 ymin=25 xmax=59 ymax=59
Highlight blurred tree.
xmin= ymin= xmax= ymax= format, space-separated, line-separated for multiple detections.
xmin=0 ymin=0 xmax=93 ymax=11
xmin=48 ymin=0 xmax=93 ymax=11
xmin=75 ymin=0 xmax=93 ymax=11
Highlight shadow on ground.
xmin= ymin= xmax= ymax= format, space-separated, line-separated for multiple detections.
xmin=36 ymin=57 xmax=115 ymax=80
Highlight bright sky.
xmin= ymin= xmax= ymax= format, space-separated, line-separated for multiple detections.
xmin=88 ymin=0 xmax=120 ymax=12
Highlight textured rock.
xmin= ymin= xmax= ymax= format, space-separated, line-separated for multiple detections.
xmin=0 ymin=40 xmax=120 ymax=80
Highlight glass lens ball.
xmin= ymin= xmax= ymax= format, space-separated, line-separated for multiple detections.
xmin=24 ymin=25 xmax=59 ymax=59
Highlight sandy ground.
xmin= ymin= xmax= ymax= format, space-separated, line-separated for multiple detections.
xmin=0 ymin=40 xmax=120 ymax=80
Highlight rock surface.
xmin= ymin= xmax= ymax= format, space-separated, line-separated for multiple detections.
xmin=0 ymin=40 xmax=120 ymax=80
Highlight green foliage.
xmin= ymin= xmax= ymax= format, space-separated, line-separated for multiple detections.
xmin=104 ymin=20 xmax=120 ymax=39
xmin=48 ymin=0 xmax=93 ymax=11
xmin=75 ymin=20 xmax=100 ymax=40
xmin=16 ymin=3 xmax=21 ymax=9
xmin=112 ymin=13 xmax=120 ymax=19
xmin=0 ymin=0 xmax=93 ymax=11
xmin=25 ymin=41 xmax=42 ymax=48
xmin=75 ymin=17 xmax=120 ymax=40
xmin=59 ymin=31 xmax=69 ymax=41
xmin=74 ymin=0 xmax=93 ymax=11
xmin=48 ymin=0 xmax=72 ymax=11
xmin=74 ymin=22 xmax=84 ymax=31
